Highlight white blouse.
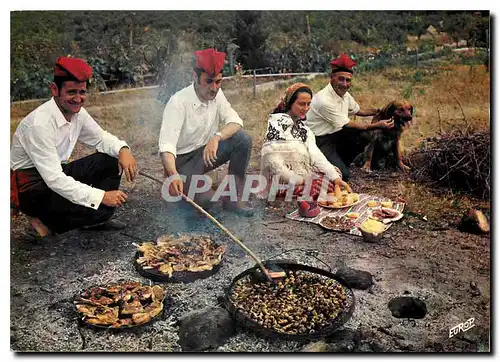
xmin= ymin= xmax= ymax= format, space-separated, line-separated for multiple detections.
xmin=260 ymin=113 xmax=341 ymax=183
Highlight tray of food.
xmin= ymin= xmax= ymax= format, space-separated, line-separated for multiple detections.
xmin=370 ymin=207 xmax=403 ymax=224
xmin=134 ymin=233 xmax=225 ymax=282
xmin=74 ymin=281 xmax=168 ymax=330
xmin=318 ymin=215 xmax=357 ymax=232
xmin=318 ymin=191 xmax=360 ymax=209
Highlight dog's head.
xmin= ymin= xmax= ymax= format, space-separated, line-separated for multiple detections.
xmin=380 ymin=100 xmax=413 ymax=128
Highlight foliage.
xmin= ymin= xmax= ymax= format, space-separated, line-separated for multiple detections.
xmin=11 ymin=10 xmax=490 ymax=101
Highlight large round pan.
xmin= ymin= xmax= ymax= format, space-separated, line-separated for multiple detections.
xmin=224 ymin=260 xmax=355 ymax=341
xmin=134 ymin=251 xmax=224 ymax=283
xmin=73 ymin=282 xmax=171 ymax=332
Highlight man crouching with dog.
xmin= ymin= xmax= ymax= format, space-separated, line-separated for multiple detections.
xmin=306 ymin=54 xmax=395 ymax=181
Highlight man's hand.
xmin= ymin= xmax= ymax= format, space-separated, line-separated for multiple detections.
xmin=102 ymin=190 xmax=128 ymax=207
xmin=203 ymin=136 xmax=220 ymax=168
xmin=375 ymin=118 xmax=395 ymax=130
xmin=162 ymin=169 xmax=184 ymax=196
xmin=333 ymin=178 xmax=353 ymax=193
xmin=169 ymin=176 xmax=184 ymax=197
xmin=118 ymin=147 xmax=137 ymax=182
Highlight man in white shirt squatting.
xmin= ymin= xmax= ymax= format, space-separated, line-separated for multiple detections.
xmin=158 ymin=48 xmax=253 ymax=216
xmin=306 ymin=53 xmax=395 ymax=181
xmin=11 ymin=57 xmax=137 ymax=238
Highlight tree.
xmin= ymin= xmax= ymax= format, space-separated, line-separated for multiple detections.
xmin=233 ymin=11 xmax=269 ymax=70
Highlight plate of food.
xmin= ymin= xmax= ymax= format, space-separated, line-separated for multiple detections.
xmin=370 ymin=207 xmax=403 ymax=224
xmin=74 ymin=281 xmax=167 ymax=330
xmin=134 ymin=234 xmax=226 ymax=282
xmin=318 ymin=191 xmax=360 ymax=209
xmin=318 ymin=215 xmax=357 ymax=232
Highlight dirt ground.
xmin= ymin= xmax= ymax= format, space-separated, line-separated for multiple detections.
xmin=10 ymin=156 xmax=491 ymax=352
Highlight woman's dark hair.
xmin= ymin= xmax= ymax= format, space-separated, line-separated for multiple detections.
xmin=272 ymin=87 xmax=313 ymax=114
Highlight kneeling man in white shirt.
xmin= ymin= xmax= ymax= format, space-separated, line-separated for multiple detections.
xmin=11 ymin=56 xmax=137 ymax=237
xmin=158 ymin=48 xmax=253 ymax=215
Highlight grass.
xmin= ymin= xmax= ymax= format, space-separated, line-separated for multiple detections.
xmin=10 ymin=64 xmax=490 ymax=214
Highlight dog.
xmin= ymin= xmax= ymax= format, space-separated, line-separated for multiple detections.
xmin=360 ymin=100 xmax=414 ymax=172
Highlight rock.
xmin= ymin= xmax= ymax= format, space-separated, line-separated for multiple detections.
xmin=177 ymin=307 xmax=236 ymax=351
xmin=459 ymin=209 xmax=490 ymax=234
xmin=301 ymin=329 xmax=359 ymax=352
xmin=395 ymin=339 xmax=414 ymax=351
xmin=470 ymin=281 xmax=481 ymax=297
xmin=334 ymin=267 xmax=373 ymax=290
xmin=356 ymin=342 xmax=374 ymax=352
xmin=300 ymin=340 xmax=329 ymax=352
xmin=370 ymin=339 xmax=388 ymax=352
xmin=324 ymin=328 xmax=359 ymax=352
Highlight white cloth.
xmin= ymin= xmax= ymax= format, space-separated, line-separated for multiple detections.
xmin=10 ymin=98 xmax=128 ymax=210
xmin=306 ymin=83 xmax=360 ymax=136
xmin=158 ymin=83 xmax=244 ymax=157
xmin=260 ymin=113 xmax=341 ymax=184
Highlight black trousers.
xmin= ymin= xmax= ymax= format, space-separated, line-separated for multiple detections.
xmin=17 ymin=152 xmax=121 ymax=234
xmin=175 ymin=129 xmax=252 ymax=196
xmin=315 ymin=128 xmax=369 ymax=182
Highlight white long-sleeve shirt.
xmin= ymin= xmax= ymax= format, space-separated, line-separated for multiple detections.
xmin=158 ymin=84 xmax=244 ymax=157
xmin=10 ymin=98 xmax=128 ymax=210
xmin=306 ymin=83 xmax=360 ymax=136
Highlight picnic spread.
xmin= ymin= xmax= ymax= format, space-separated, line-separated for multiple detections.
xmin=286 ymin=193 xmax=405 ymax=236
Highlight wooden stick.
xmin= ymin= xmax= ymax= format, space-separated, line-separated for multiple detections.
xmin=138 ymin=170 xmax=274 ymax=282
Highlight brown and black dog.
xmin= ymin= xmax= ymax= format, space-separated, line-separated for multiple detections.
xmin=359 ymin=100 xmax=414 ymax=172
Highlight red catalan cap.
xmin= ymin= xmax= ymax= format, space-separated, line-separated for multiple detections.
xmin=54 ymin=56 xmax=93 ymax=81
xmin=330 ymin=53 xmax=357 ymax=73
xmin=193 ymin=48 xmax=226 ymax=76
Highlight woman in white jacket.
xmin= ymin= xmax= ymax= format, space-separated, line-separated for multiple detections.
xmin=260 ymin=83 xmax=352 ymax=199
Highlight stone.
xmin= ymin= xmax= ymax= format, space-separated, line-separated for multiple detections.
xmin=395 ymin=339 xmax=414 ymax=351
xmin=324 ymin=328 xmax=359 ymax=352
xmin=356 ymin=342 xmax=374 ymax=352
xmin=300 ymin=341 xmax=329 ymax=352
xmin=301 ymin=329 xmax=359 ymax=352
xmin=177 ymin=307 xmax=236 ymax=351
xmin=334 ymin=267 xmax=374 ymax=290
xmin=459 ymin=209 xmax=490 ymax=234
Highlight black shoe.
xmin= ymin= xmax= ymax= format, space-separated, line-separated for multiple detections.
xmin=82 ymin=219 xmax=127 ymax=231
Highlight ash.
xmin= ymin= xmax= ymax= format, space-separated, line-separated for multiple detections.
xmin=10 ymin=187 xmax=491 ymax=352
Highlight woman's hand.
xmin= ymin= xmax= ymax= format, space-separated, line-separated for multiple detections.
xmin=333 ymin=178 xmax=353 ymax=193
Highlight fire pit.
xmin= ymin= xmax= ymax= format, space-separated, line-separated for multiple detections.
xmin=224 ymin=261 xmax=355 ymax=341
